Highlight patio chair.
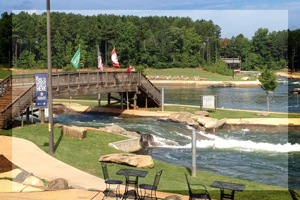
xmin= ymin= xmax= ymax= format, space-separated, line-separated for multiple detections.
xmin=101 ymin=162 xmax=123 ymax=200
xmin=139 ymin=170 xmax=163 ymax=200
xmin=185 ymin=174 xmax=211 ymax=200
xmin=289 ymin=189 xmax=300 ymax=200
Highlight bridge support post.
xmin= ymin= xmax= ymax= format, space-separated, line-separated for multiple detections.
xmin=145 ymin=97 xmax=148 ymax=109
xmin=41 ymin=109 xmax=45 ymax=124
xmin=126 ymin=92 xmax=129 ymax=110
xmin=98 ymin=93 xmax=101 ymax=107
xmin=134 ymin=93 xmax=137 ymax=110
xmin=26 ymin=107 xmax=30 ymax=125
xmin=121 ymin=93 xmax=124 ymax=109
xmin=108 ymin=93 xmax=111 ymax=107
xmin=21 ymin=114 xmax=24 ymax=127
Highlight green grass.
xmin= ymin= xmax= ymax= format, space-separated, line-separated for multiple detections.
xmin=0 ymin=69 xmax=12 ymax=79
xmin=145 ymin=68 xmax=248 ymax=81
xmin=1 ymin=124 xmax=295 ymax=200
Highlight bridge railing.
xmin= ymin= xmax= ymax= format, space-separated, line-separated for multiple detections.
xmin=0 ymin=75 xmax=12 ymax=96
xmin=52 ymin=71 xmax=139 ymax=88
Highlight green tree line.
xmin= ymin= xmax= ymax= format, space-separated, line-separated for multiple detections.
xmin=0 ymin=11 xmax=294 ymax=72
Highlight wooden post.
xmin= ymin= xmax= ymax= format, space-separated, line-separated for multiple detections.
xmin=126 ymin=92 xmax=129 ymax=110
xmin=134 ymin=93 xmax=137 ymax=110
xmin=41 ymin=109 xmax=45 ymax=124
xmin=21 ymin=114 xmax=24 ymax=127
xmin=31 ymin=89 xmax=33 ymax=123
xmin=108 ymin=93 xmax=111 ymax=107
xmin=145 ymin=97 xmax=148 ymax=109
xmin=98 ymin=93 xmax=101 ymax=107
xmin=121 ymin=92 xmax=124 ymax=109
xmin=26 ymin=107 xmax=30 ymax=125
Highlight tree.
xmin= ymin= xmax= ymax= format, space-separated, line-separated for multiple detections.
xmin=258 ymin=68 xmax=278 ymax=112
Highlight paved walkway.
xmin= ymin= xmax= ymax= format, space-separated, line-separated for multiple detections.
xmin=0 ymin=136 xmax=192 ymax=200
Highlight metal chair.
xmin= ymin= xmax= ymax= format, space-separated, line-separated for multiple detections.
xmin=101 ymin=162 xmax=123 ymax=200
xmin=289 ymin=189 xmax=300 ymax=200
xmin=139 ymin=170 xmax=163 ymax=200
xmin=185 ymin=174 xmax=211 ymax=200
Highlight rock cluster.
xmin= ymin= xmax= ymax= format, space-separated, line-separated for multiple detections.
xmin=147 ymin=76 xmax=207 ymax=81
xmin=158 ymin=112 xmax=226 ymax=132
xmin=241 ymin=77 xmax=251 ymax=81
xmin=99 ymin=125 xmax=140 ymax=138
xmin=99 ymin=154 xmax=154 ymax=168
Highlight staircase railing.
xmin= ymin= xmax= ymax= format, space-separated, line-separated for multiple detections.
xmin=0 ymin=75 xmax=12 ymax=96
xmin=138 ymin=72 xmax=162 ymax=106
xmin=0 ymin=83 xmax=36 ymax=128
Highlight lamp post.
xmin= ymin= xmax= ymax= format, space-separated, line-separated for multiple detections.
xmin=47 ymin=0 xmax=54 ymax=154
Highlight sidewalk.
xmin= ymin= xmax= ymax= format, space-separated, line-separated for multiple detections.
xmin=0 ymin=136 xmax=192 ymax=200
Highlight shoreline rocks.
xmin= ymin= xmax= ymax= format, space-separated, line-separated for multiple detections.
xmin=99 ymin=154 xmax=154 ymax=168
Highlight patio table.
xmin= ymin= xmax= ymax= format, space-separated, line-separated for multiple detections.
xmin=210 ymin=180 xmax=246 ymax=200
xmin=116 ymin=169 xmax=148 ymax=200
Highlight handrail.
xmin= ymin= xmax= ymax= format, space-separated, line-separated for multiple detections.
xmin=1 ymin=83 xmax=36 ymax=128
xmin=0 ymin=75 xmax=12 ymax=96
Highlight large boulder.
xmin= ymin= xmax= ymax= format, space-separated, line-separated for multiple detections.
xmin=61 ymin=125 xmax=87 ymax=139
xmin=22 ymin=176 xmax=44 ymax=187
xmin=99 ymin=154 xmax=154 ymax=168
xmin=47 ymin=178 xmax=69 ymax=190
xmin=101 ymin=125 xmax=126 ymax=134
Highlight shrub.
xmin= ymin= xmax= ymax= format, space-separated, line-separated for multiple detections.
xmin=135 ymin=65 xmax=146 ymax=75
xmin=203 ymin=60 xmax=232 ymax=76
xmin=62 ymin=64 xmax=77 ymax=72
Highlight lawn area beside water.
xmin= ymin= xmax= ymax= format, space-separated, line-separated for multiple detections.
xmin=0 ymin=124 xmax=294 ymax=200
xmin=53 ymin=99 xmax=300 ymax=119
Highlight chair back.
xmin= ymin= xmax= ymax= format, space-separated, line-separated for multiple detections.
xmin=289 ymin=189 xmax=300 ymax=200
xmin=185 ymin=174 xmax=192 ymax=194
xmin=153 ymin=170 xmax=163 ymax=188
xmin=101 ymin=162 xmax=109 ymax=180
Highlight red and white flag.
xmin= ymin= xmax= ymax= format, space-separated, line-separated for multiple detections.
xmin=98 ymin=46 xmax=103 ymax=71
xmin=111 ymin=47 xmax=120 ymax=68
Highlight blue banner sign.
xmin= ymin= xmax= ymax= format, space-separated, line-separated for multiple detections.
xmin=35 ymin=73 xmax=48 ymax=108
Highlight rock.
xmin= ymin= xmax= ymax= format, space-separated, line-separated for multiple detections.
xmin=22 ymin=176 xmax=44 ymax=187
xmin=257 ymin=112 xmax=269 ymax=116
xmin=103 ymin=125 xmax=126 ymax=134
xmin=164 ymin=195 xmax=182 ymax=200
xmin=61 ymin=125 xmax=87 ymax=139
xmin=14 ymin=171 xmax=33 ymax=182
xmin=241 ymin=77 xmax=251 ymax=81
xmin=47 ymin=178 xmax=69 ymax=190
xmin=194 ymin=111 xmax=209 ymax=117
xmin=122 ymin=131 xmax=140 ymax=138
xmin=215 ymin=118 xmax=227 ymax=128
xmin=99 ymin=154 xmax=154 ymax=168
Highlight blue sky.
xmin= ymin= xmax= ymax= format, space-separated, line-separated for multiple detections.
xmin=1 ymin=0 xmax=299 ymax=39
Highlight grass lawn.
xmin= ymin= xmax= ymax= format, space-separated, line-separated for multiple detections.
xmin=0 ymin=124 xmax=294 ymax=200
xmin=145 ymin=68 xmax=249 ymax=81
xmin=0 ymin=69 xmax=12 ymax=79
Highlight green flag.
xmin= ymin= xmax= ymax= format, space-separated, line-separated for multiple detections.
xmin=70 ymin=47 xmax=80 ymax=69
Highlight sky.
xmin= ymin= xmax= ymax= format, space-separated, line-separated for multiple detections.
xmin=1 ymin=0 xmax=299 ymax=39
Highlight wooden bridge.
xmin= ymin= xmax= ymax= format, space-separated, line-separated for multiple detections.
xmin=0 ymin=71 xmax=162 ymax=129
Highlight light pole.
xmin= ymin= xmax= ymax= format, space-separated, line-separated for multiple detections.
xmin=47 ymin=0 xmax=54 ymax=154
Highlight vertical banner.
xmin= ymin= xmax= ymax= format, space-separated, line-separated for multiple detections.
xmin=35 ymin=73 xmax=48 ymax=108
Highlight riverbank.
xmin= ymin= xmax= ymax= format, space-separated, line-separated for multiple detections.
xmin=53 ymin=102 xmax=300 ymax=130
xmin=151 ymin=80 xmax=261 ymax=87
